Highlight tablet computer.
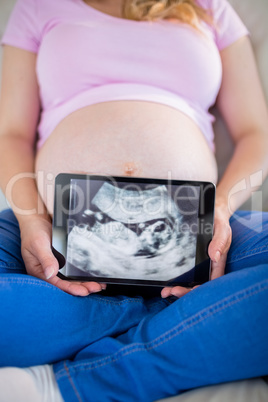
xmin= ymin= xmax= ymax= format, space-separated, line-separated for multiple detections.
xmin=52 ymin=173 xmax=215 ymax=288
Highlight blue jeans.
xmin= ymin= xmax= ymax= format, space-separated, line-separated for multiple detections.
xmin=0 ymin=209 xmax=267 ymax=401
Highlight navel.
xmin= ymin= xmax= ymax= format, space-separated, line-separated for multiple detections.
xmin=123 ymin=161 xmax=142 ymax=177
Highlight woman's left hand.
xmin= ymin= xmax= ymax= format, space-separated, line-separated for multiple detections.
xmin=161 ymin=202 xmax=232 ymax=298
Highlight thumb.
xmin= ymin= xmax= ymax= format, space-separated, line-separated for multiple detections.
xmin=210 ymin=253 xmax=227 ymax=280
xmin=33 ymin=240 xmax=59 ymax=279
xmin=208 ymin=221 xmax=232 ymax=263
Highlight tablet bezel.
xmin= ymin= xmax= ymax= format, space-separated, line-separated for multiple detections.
xmin=52 ymin=173 xmax=215 ymax=288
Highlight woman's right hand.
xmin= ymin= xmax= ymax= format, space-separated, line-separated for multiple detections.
xmin=19 ymin=215 xmax=106 ymax=296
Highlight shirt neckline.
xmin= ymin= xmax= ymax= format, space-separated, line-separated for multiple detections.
xmin=75 ymin=0 xmax=204 ymax=32
xmin=76 ymin=0 xmax=156 ymax=24
xmin=76 ymin=0 xmax=131 ymax=22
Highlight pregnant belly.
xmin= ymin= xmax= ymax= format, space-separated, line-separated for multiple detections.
xmin=35 ymin=101 xmax=218 ymax=214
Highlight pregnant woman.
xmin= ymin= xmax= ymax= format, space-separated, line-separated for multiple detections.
xmin=0 ymin=0 xmax=267 ymax=401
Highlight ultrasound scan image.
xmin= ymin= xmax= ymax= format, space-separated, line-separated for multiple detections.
xmin=66 ymin=181 xmax=199 ymax=281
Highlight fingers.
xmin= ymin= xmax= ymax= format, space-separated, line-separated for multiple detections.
xmin=20 ymin=217 xmax=107 ymax=297
xmin=208 ymin=204 xmax=232 ymax=280
xmin=162 ymin=206 xmax=233 ymax=299
xmin=208 ymin=220 xmax=232 ymax=265
xmin=210 ymin=253 xmax=227 ymax=280
xmin=30 ymin=236 xmax=59 ymax=280
xmin=161 ymin=285 xmax=199 ymax=299
xmin=37 ymin=245 xmax=107 ymax=296
xmin=35 ymin=242 xmax=107 ymax=296
xmin=161 ymin=286 xmax=190 ymax=298
xmin=48 ymin=276 xmax=107 ymax=297
xmin=23 ymin=235 xmax=107 ymax=297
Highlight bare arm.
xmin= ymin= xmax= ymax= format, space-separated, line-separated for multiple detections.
xmin=207 ymin=36 xmax=268 ymax=274
xmin=216 ymin=36 xmax=268 ymax=211
xmin=162 ymin=36 xmax=268 ymax=298
xmin=0 ymin=47 xmax=42 ymax=218
xmin=0 ymin=46 xmax=106 ymax=296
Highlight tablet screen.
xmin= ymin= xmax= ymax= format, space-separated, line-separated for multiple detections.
xmin=53 ymin=174 xmax=215 ymax=287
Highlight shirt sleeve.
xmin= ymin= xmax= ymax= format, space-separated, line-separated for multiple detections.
xmin=1 ymin=0 xmax=41 ymax=53
xmin=200 ymin=0 xmax=250 ymax=50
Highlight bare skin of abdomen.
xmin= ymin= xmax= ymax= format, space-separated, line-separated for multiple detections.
xmin=35 ymin=101 xmax=218 ymax=214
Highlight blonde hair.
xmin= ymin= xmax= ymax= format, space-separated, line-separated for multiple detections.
xmin=122 ymin=0 xmax=212 ymax=29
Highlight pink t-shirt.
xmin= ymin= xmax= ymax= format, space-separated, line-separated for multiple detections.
xmin=1 ymin=0 xmax=249 ymax=151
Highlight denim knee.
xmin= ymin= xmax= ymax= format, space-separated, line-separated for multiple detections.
xmin=227 ymin=211 xmax=268 ymax=272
